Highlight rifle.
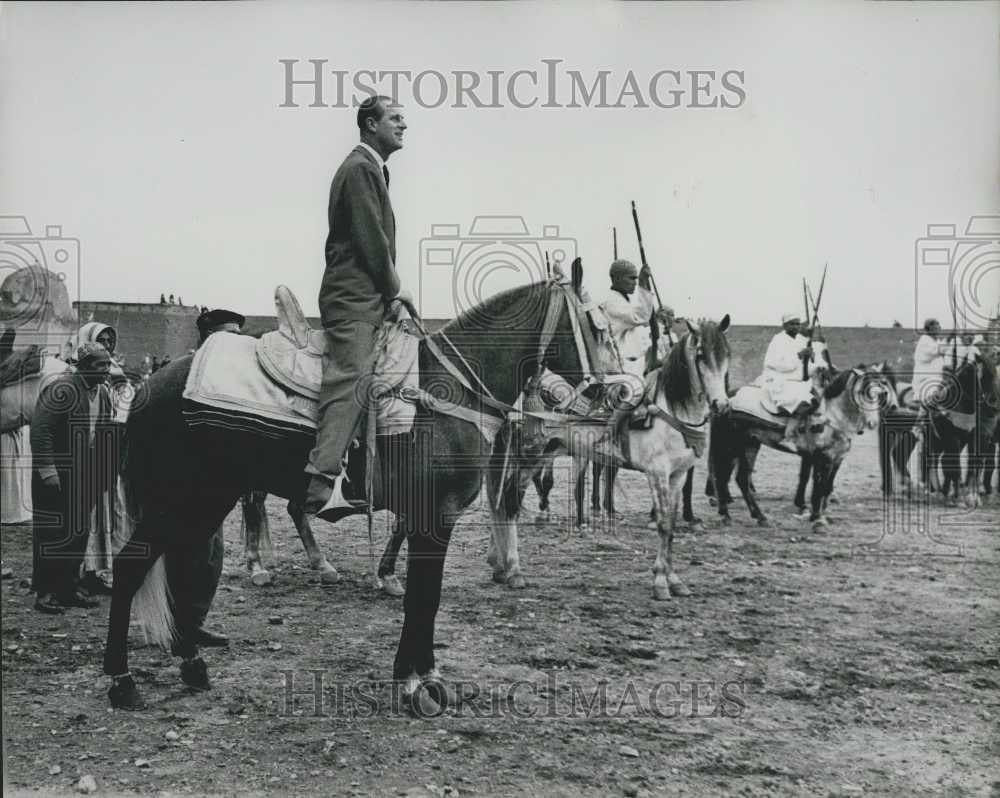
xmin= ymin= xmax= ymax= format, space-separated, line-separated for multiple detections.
xmin=802 ymin=278 xmax=811 ymax=328
xmin=630 ymin=200 xmax=663 ymax=355
xmin=545 ymin=250 xmax=551 ymax=280
xmin=803 ymin=263 xmax=828 ymax=380
xmin=613 ymin=227 xmax=618 ymax=260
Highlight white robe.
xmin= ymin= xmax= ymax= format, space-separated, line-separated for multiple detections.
xmin=599 ymin=286 xmax=656 ymax=377
xmin=911 ymin=334 xmax=949 ymax=403
xmin=755 ymin=331 xmax=816 ymax=413
xmin=1 ymin=427 xmax=32 ymax=524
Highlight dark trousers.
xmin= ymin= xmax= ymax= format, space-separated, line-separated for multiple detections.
xmin=31 ymin=470 xmax=97 ymax=596
xmin=166 ymin=527 xmax=224 ymax=633
xmin=307 ymin=320 xmax=380 ymax=478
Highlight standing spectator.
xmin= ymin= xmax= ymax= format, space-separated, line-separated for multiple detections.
xmin=160 ymin=294 xmax=167 ymax=305
xmin=168 ymin=294 xmax=176 ymax=305
xmin=31 ymin=344 xmax=114 ymax=613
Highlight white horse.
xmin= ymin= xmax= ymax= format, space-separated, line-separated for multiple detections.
xmin=487 ymin=316 xmax=731 ymax=600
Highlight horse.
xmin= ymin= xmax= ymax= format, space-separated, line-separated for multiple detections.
xmin=920 ymin=353 xmax=998 ymax=506
xmin=529 ymin=323 xmax=706 ymax=531
xmin=102 ymin=277 xmax=592 ymax=715
xmin=485 ymin=316 xmax=731 ymax=599
xmin=709 ymin=363 xmax=898 ymax=532
xmin=241 ymin=491 xmax=407 ymax=596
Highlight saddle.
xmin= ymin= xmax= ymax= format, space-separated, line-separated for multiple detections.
xmin=253 ymin=285 xmax=419 ymax=435
xmin=0 ymin=346 xmax=43 ymax=390
xmin=255 ymin=286 xmax=328 ymax=402
xmin=730 ymin=385 xmax=789 ymax=430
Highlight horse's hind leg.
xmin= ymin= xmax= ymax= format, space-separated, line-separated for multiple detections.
xmin=377 ymin=514 xmax=406 ymax=597
xmin=681 ymin=466 xmax=702 ymax=528
xmin=736 ymin=443 xmax=768 ymax=526
xmin=287 ymin=500 xmax=339 ymax=584
xmin=242 ymin=491 xmax=273 ymax=587
xmin=104 ymin=527 xmax=167 ymax=710
xmin=532 ymin=457 xmax=554 ymax=523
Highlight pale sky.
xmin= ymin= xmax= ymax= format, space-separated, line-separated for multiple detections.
xmin=2 ymin=1 xmax=998 ymax=328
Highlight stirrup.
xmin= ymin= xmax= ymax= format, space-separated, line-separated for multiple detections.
xmin=319 ymin=474 xmax=368 ymax=514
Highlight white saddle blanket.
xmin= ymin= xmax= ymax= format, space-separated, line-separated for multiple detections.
xmin=731 ymin=385 xmax=786 ymax=425
xmin=183 ymin=325 xmax=419 ymax=435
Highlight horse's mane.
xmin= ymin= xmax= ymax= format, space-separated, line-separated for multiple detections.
xmin=656 ymin=319 xmax=729 ymax=405
xmin=823 ymin=365 xmax=865 ymax=400
xmin=440 ymin=281 xmax=549 ymax=335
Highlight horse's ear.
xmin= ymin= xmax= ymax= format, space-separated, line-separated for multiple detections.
xmin=718 ymin=314 xmax=730 ymax=333
xmin=571 ymin=257 xmax=583 ymax=296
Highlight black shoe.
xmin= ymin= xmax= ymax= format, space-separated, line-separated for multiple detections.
xmin=57 ymin=590 xmax=99 ymax=609
xmin=80 ymin=572 xmax=113 ymax=596
xmin=180 ymin=657 xmax=211 ymax=691
xmin=34 ymin=593 xmax=65 ymax=615
xmin=194 ymin=627 xmax=229 ymax=648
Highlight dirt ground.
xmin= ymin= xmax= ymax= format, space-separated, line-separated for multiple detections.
xmin=2 ymin=432 xmax=998 ymax=797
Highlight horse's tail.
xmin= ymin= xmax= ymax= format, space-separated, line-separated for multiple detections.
xmin=133 ymin=554 xmax=175 ymax=648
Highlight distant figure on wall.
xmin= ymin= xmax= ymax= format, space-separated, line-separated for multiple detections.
xmin=178 ymin=297 xmax=184 ymax=307
xmin=168 ymin=294 xmax=176 ymax=305
xmin=160 ymin=294 xmax=167 ymax=305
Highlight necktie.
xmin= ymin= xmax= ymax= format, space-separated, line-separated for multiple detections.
xmin=382 ymin=165 xmax=390 ymax=188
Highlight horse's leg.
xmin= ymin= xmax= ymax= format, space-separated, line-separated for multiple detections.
xmin=573 ymin=453 xmax=590 ymax=528
xmin=604 ymin=463 xmax=622 ymax=521
xmin=794 ymin=456 xmax=810 ymax=512
xmin=809 ymin=457 xmax=832 ymax=530
xmin=286 ymin=500 xmax=339 ymax=583
xmin=377 ymin=514 xmax=407 ymax=597
xmin=533 ymin=457 xmax=554 ymax=523
xmin=485 ymin=444 xmax=529 ymax=588
xmin=736 ymin=441 xmax=767 ymax=526
xmin=648 ymin=462 xmax=690 ymax=600
xmin=242 ymin=491 xmax=272 ymax=587
xmin=681 ymin=466 xmax=702 ymax=529
xmin=104 ymin=526 xmax=167 ymax=710
xmin=591 ymin=460 xmax=603 ymax=514
xmin=393 ymin=487 xmax=474 ymax=715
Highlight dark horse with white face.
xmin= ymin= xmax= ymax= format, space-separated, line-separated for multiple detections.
xmin=103 ymin=279 xmax=591 ymax=715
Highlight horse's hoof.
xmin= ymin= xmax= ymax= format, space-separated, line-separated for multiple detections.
xmin=180 ymin=657 xmax=210 ymax=692
xmin=491 ymin=570 xmax=506 ymax=585
xmin=668 ymin=580 xmax=691 ymax=597
xmin=653 ymin=583 xmax=672 ymax=601
xmin=403 ymin=682 xmax=443 ymax=719
xmin=828 ymin=495 xmax=839 ymax=505
xmin=756 ymin=517 xmax=770 ymax=528
xmin=250 ymin=570 xmax=272 ymax=587
xmin=108 ymin=675 xmax=145 ymax=711
xmin=533 ymin=512 xmax=550 ymax=525
xmin=646 ymin=520 xmax=660 ymax=531
xmin=708 ymin=497 xmax=718 ymax=507
xmin=507 ymin=573 xmax=527 ymax=590
xmin=422 ymin=673 xmax=479 ymax=709
xmin=319 ymin=565 xmax=340 ymax=585
xmin=380 ymin=574 xmax=405 ymax=597
xmin=720 ymin=516 xmax=732 ymax=527
xmin=793 ymin=509 xmax=810 ymax=522
xmin=686 ymin=520 xmax=705 ymax=533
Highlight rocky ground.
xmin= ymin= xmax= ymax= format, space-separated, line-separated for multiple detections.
xmin=3 ymin=433 xmax=998 ymax=797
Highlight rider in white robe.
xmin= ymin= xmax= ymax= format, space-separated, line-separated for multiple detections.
xmin=911 ymin=319 xmax=949 ymax=406
xmin=756 ymin=314 xmax=818 ymax=413
xmin=600 ymin=259 xmax=657 ymax=379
